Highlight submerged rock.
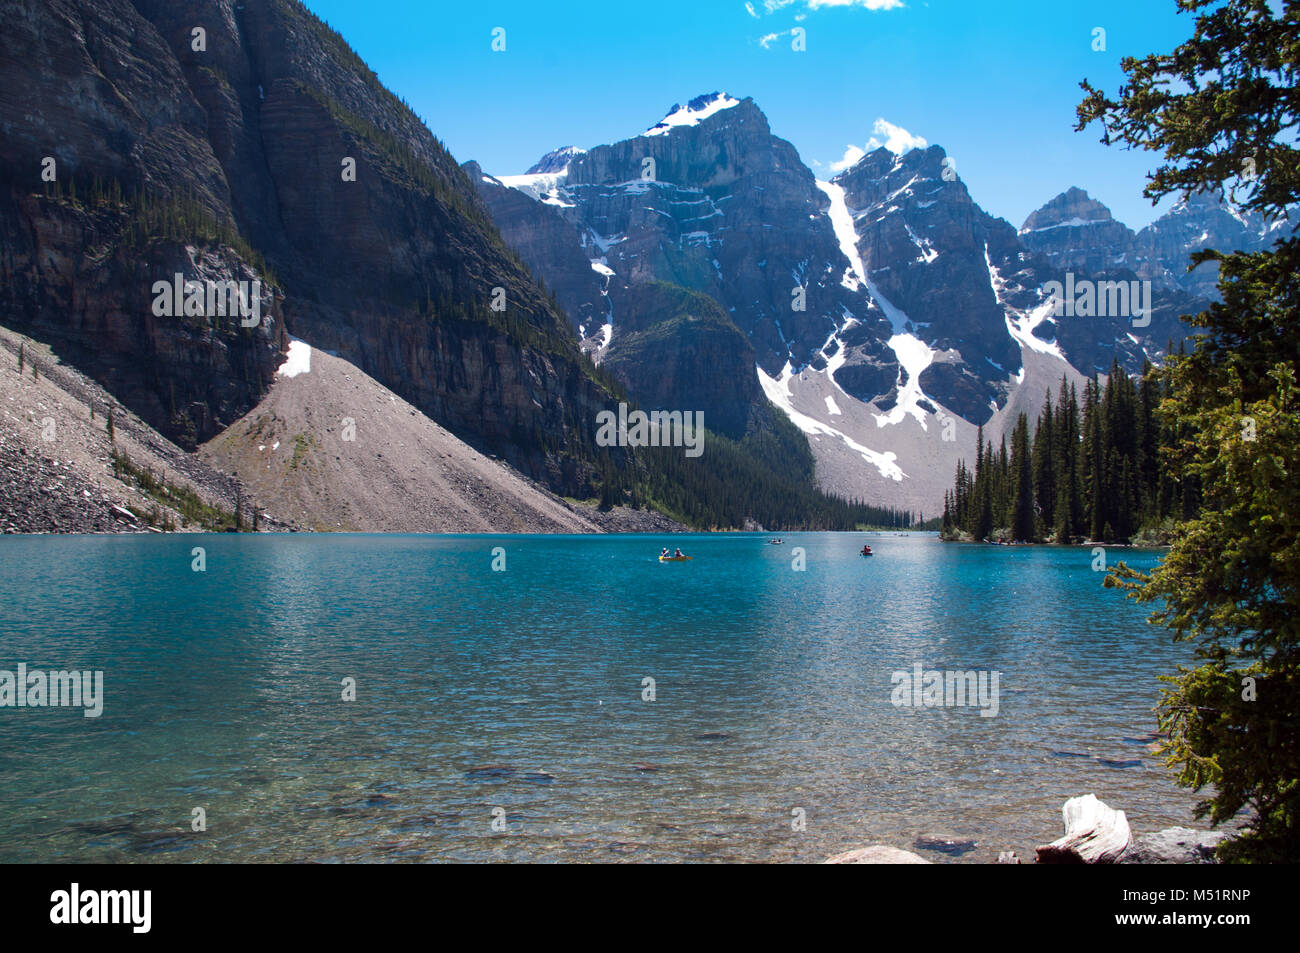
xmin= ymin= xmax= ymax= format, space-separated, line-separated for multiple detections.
xmin=825 ymin=845 xmax=932 ymax=864
xmin=913 ymin=835 xmax=978 ymax=856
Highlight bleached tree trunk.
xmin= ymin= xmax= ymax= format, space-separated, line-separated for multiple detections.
xmin=1035 ymin=794 xmax=1131 ymax=864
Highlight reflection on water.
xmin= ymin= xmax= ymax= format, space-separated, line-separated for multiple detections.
xmin=0 ymin=533 xmax=1199 ymax=862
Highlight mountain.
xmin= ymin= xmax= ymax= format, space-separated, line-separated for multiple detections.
xmin=474 ymin=93 xmax=1215 ymax=514
xmin=0 ymin=0 xmax=634 ymax=499
xmin=1018 ymin=186 xmax=1138 ymax=277
xmin=526 ymin=146 xmax=587 ymax=175
xmin=3 ymin=5 xmax=922 ymax=532
xmin=600 ymin=281 xmax=773 ymax=440
xmin=1021 ymin=186 xmax=1299 ymax=301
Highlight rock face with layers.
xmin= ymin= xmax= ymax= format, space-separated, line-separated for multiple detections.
xmin=474 ymin=94 xmax=900 ymax=424
xmin=1019 ymin=186 xmax=1139 ymax=276
xmin=472 ymin=92 xmax=1219 ymax=516
xmin=0 ymin=0 xmax=626 ymax=494
xmin=600 ymin=282 xmax=769 ymax=439
xmin=1021 ymin=186 xmax=1300 ymax=302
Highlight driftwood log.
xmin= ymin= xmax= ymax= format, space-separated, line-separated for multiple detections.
xmin=1035 ymin=794 xmax=1132 ymax=864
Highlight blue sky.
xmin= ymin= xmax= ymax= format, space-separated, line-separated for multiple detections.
xmin=300 ymin=0 xmax=1199 ymax=229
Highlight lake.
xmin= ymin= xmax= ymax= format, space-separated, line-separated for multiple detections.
xmin=0 ymin=532 xmax=1201 ymax=862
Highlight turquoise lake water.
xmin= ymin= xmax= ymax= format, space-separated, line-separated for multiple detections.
xmin=0 ymin=532 xmax=1201 ymax=862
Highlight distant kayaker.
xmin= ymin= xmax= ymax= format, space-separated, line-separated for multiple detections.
xmin=661 ymin=547 xmax=670 ymax=558
xmin=674 ymin=548 xmax=684 ymax=558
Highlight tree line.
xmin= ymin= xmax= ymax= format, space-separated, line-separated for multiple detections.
xmin=941 ymin=358 xmax=1199 ymax=543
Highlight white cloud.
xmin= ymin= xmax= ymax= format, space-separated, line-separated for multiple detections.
xmin=745 ymin=1 xmax=759 ymax=17
xmin=865 ymin=118 xmax=927 ymax=154
xmin=807 ymin=0 xmax=905 ymax=8
xmin=830 ymin=144 xmax=867 ymax=172
xmin=827 ymin=119 xmax=927 ymax=173
xmin=759 ymin=31 xmax=782 ymax=48
xmin=761 ymin=0 xmax=903 ymax=12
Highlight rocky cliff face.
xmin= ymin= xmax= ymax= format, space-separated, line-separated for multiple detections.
xmin=473 ymin=94 xmax=1221 ymax=514
xmin=473 ymin=94 xmax=901 ymax=449
xmin=559 ymin=95 xmax=897 ymax=383
xmin=1021 ymin=186 xmax=1298 ymax=302
xmin=0 ymin=0 xmax=624 ymax=491
xmin=601 ymin=282 xmax=769 ymax=439
xmin=833 ymin=149 xmax=1211 ymax=419
xmin=831 ymin=145 xmax=1022 ymax=423
xmin=469 ymin=162 xmax=609 ymax=338
xmin=0 ymin=0 xmax=285 ymax=446
xmin=1018 ymin=186 xmax=1139 ymax=276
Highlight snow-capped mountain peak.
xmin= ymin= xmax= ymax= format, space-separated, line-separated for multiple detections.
xmin=644 ymin=92 xmax=740 ymax=136
xmin=1019 ymin=187 xmax=1119 ymax=235
xmin=526 ymin=146 xmax=587 ymax=175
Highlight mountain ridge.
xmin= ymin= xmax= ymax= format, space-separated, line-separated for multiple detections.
xmin=472 ymin=91 xmax=1226 ymax=514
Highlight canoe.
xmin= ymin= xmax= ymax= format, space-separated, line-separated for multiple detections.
xmin=659 ymin=555 xmax=692 ymax=562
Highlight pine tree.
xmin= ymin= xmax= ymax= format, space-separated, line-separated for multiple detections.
xmin=1032 ymin=390 xmax=1056 ymax=535
xmin=1082 ymin=376 xmax=1105 ymax=541
xmin=1052 ymin=379 xmax=1080 ymax=541
xmin=1010 ymin=413 xmax=1036 ymax=542
xmin=1083 ymin=0 xmax=1300 ymax=861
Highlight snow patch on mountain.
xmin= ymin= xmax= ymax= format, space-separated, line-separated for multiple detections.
xmin=815 ymin=179 xmax=936 ymax=429
xmin=526 ymin=146 xmax=586 ymax=175
xmin=277 ymin=337 xmax=311 ymax=379
xmin=645 ymin=93 xmax=741 ymax=137
xmin=1019 ymin=216 xmax=1112 ymax=234
xmin=905 ymin=223 xmax=938 ymax=263
xmin=985 ymin=244 xmax=1066 ymax=361
xmin=1004 ymin=301 xmax=1064 ymax=359
xmin=758 ymin=363 xmax=904 ymax=481
xmin=875 ymin=333 xmax=936 ymax=428
xmin=815 ymin=180 xmax=866 ymax=290
xmin=496 ymin=170 xmax=573 ymax=206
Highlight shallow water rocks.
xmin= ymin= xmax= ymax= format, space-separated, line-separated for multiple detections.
xmin=825 ymin=845 xmax=932 ymax=864
xmin=1119 ymin=827 xmax=1227 ymax=864
xmin=913 ymin=835 xmax=978 ymax=856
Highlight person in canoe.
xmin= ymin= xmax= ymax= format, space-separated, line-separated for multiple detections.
xmin=661 ymin=547 xmax=670 ymax=558
xmin=860 ymin=544 xmax=873 ymax=556
xmin=674 ymin=548 xmax=685 ymax=558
